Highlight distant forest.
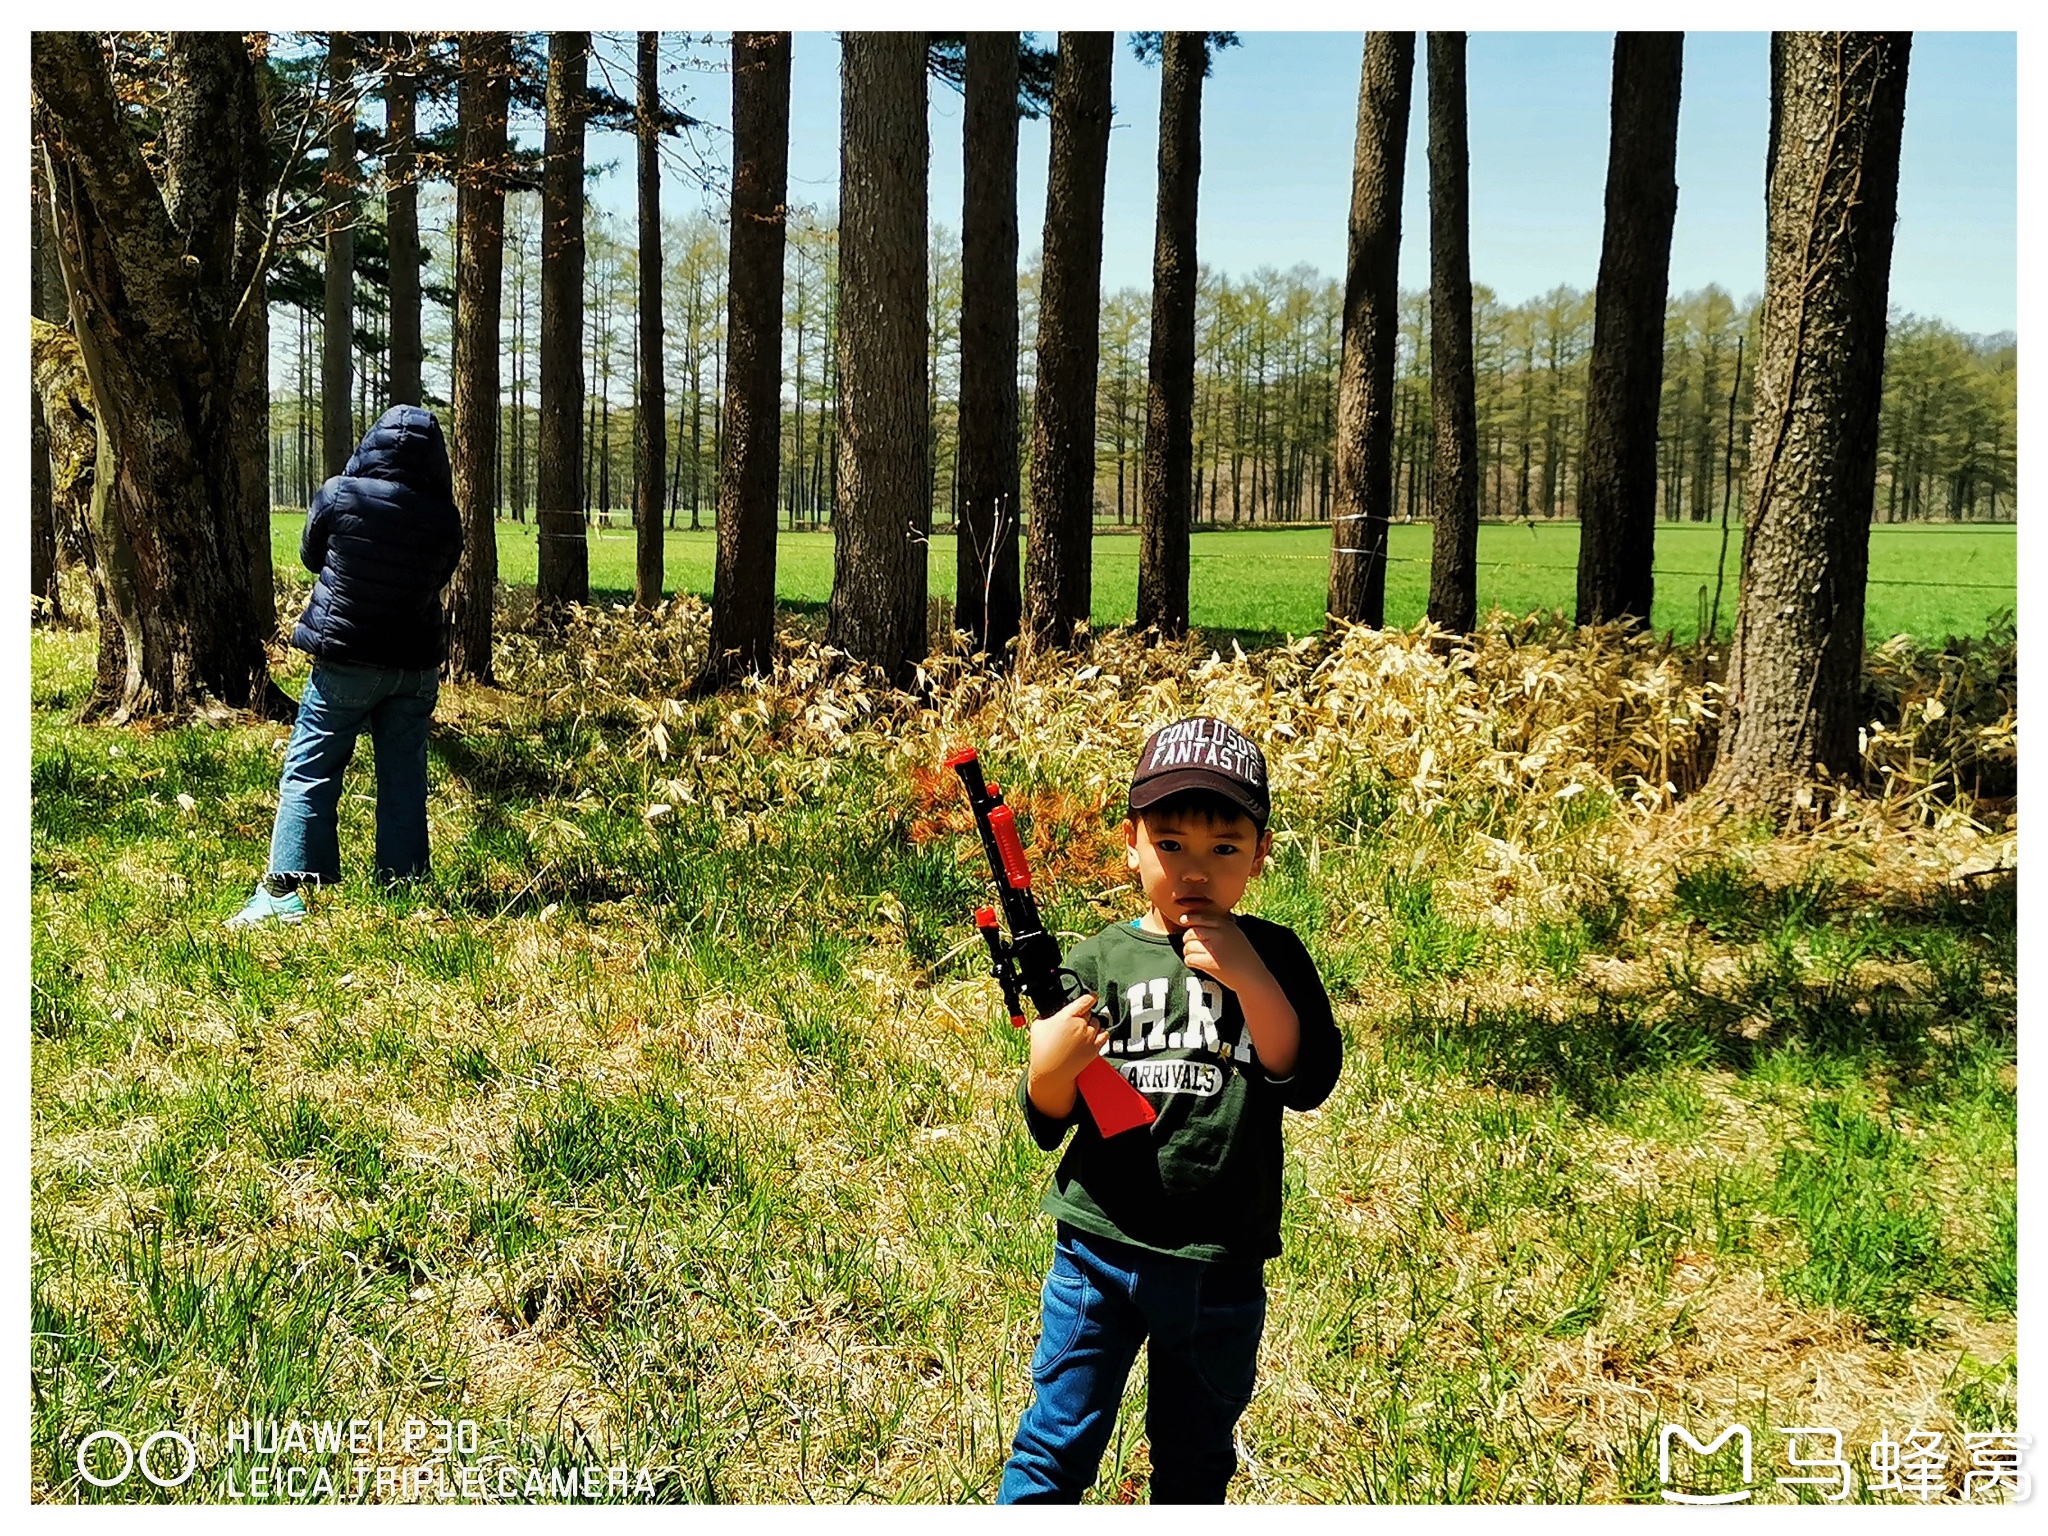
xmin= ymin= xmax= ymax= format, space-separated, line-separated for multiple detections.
xmin=269 ymin=191 xmax=2018 ymax=532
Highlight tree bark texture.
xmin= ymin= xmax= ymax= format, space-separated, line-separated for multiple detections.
xmin=31 ymin=30 xmax=274 ymax=718
xmin=954 ymin=32 xmax=1022 ymax=661
xmin=1576 ymin=32 xmax=1684 ymax=629
xmin=698 ymin=31 xmax=791 ymax=687
xmin=384 ymin=33 xmax=422 ymax=409
xmin=1713 ymin=32 xmax=1911 ymax=809
xmin=1136 ymin=32 xmax=1206 ymax=640
xmin=322 ymin=31 xmax=358 ymax=477
xmin=1329 ymin=32 xmax=1414 ymax=631
xmin=634 ymin=31 xmax=666 ymax=609
xmin=537 ymin=31 xmax=590 ymax=608
xmin=31 ymin=164 xmax=63 ymax=620
xmin=445 ymin=31 xmax=510 ymax=682
xmin=30 ymin=322 xmax=98 ymax=548
xmin=1425 ymin=32 xmax=1480 ymax=634
xmin=1025 ymin=32 xmax=1113 ymax=651
xmin=30 ymin=362 xmax=59 ymax=619
xmin=30 ymin=319 xmax=128 ymax=703
xmin=826 ymin=32 xmax=931 ymax=685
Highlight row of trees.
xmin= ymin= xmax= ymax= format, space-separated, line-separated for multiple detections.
xmin=268 ymin=200 xmax=737 ymax=529
xmin=266 ymin=225 xmax=2015 ymax=537
xmin=1095 ymin=272 xmax=2011 ymax=531
xmin=26 ymin=29 xmax=1944 ymax=808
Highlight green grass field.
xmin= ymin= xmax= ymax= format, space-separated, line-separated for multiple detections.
xmin=30 ymin=595 xmax=2017 ymax=1503
xmin=273 ymin=514 xmax=2015 ymax=646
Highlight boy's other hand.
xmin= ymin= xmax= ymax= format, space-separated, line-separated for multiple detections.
xmin=1175 ymin=911 xmax=1264 ymax=992
xmin=1026 ymin=991 xmax=1107 ymax=1119
xmin=1180 ymin=911 xmax=1302 ymax=1077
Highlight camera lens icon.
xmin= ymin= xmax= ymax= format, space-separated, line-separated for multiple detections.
xmin=76 ymin=1429 xmax=198 ymax=1490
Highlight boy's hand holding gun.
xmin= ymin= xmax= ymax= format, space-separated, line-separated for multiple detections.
xmin=1025 ymin=991 xmax=1108 ymax=1121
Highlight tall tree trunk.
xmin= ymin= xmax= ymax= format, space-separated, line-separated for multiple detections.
xmin=697 ymin=31 xmax=791 ymax=688
xmin=510 ymin=230 xmax=528 ymax=518
xmin=598 ymin=323 xmax=612 ymax=522
xmin=321 ymin=31 xmax=358 ymax=476
xmin=32 ymin=31 xmax=274 ymax=719
xmin=384 ymin=32 xmax=422 ymax=408
xmin=241 ymin=31 xmax=284 ymax=671
xmin=710 ymin=321 xmax=723 ymax=524
xmin=538 ymin=31 xmax=589 ymax=608
xmin=955 ymin=32 xmax=1022 ymax=660
xmin=1712 ymin=32 xmax=1911 ymax=810
xmin=1024 ymin=31 xmax=1113 ymax=651
xmin=789 ymin=258 xmax=807 ymax=531
xmin=687 ymin=269 xmax=703 ymax=527
xmin=1136 ymin=32 xmax=1207 ymax=640
xmin=234 ymin=281 xmax=275 ymax=650
xmin=634 ymin=30 xmax=666 ymax=608
xmin=584 ymin=288 xmax=598 ymax=515
xmin=444 ymin=31 xmax=510 ymax=682
xmin=1329 ymin=32 xmax=1414 ymax=630
xmin=1425 ymin=32 xmax=1479 ymax=634
xmin=825 ymin=31 xmax=930 ymax=684
xmin=820 ymin=315 xmax=835 ymax=522
xmin=1576 ymin=32 xmax=1683 ymax=628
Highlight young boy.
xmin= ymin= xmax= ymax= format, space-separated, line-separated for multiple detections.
xmin=997 ymin=717 xmax=1343 ymax=1504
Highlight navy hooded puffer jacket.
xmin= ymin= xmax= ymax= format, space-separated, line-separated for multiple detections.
xmin=291 ymin=406 xmax=464 ymax=669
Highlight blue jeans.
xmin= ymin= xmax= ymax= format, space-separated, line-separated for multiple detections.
xmin=998 ymin=1225 xmax=1267 ymax=1504
xmin=267 ymin=661 xmax=438 ymax=886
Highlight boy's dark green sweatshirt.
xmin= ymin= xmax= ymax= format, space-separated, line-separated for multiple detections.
xmin=1015 ymin=914 xmax=1342 ymax=1262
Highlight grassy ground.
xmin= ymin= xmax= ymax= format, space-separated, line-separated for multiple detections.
xmin=272 ymin=514 xmax=2016 ymax=649
xmin=30 ymin=588 xmax=2017 ymax=1504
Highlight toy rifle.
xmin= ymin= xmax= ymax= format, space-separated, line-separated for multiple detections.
xmin=944 ymin=748 xmax=1157 ymax=1138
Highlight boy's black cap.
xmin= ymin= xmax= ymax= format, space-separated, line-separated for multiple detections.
xmin=1128 ymin=717 xmax=1269 ymax=828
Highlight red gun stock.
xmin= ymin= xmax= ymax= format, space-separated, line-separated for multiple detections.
xmin=948 ymin=748 xmax=1156 ymax=1139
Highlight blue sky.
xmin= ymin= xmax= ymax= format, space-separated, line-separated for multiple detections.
xmin=581 ymin=30 xmax=2017 ymax=336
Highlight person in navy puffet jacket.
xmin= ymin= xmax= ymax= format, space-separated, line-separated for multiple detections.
xmin=228 ymin=405 xmax=463 ymax=927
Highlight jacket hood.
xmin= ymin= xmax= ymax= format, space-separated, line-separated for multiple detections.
xmin=344 ymin=405 xmax=454 ymax=504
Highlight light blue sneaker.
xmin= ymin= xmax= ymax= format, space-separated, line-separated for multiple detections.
xmin=225 ymin=877 xmax=308 ymax=929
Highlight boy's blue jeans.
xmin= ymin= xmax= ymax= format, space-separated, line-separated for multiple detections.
xmin=998 ymin=1224 xmax=1267 ymax=1504
xmin=267 ymin=661 xmax=438 ymax=886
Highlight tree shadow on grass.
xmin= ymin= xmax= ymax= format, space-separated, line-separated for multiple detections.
xmin=1393 ymin=871 xmax=2015 ymax=1117
xmin=429 ymin=721 xmax=566 ymax=804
